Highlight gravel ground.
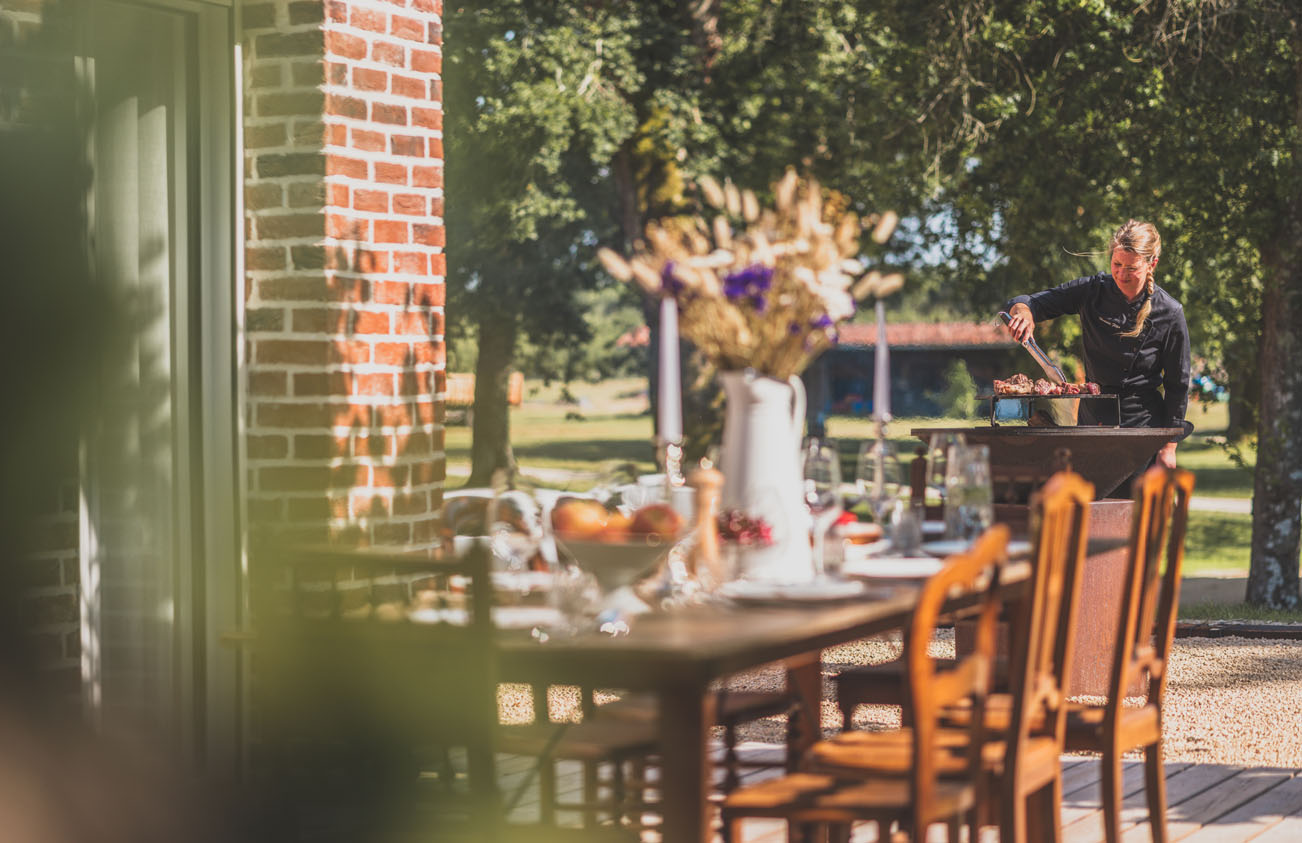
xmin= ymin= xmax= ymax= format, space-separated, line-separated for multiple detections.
xmin=499 ymin=632 xmax=1302 ymax=766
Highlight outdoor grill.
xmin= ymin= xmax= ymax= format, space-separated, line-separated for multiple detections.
xmin=913 ymin=410 xmax=1185 ymax=695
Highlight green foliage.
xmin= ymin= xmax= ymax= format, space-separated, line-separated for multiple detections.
xmin=928 ymin=360 xmax=978 ymax=420
xmin=516 ymin=285 xmax=648 ymax=383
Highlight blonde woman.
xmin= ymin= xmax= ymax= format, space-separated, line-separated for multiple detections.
xmin=1003 ymin=220 xmax=1190 ymax=468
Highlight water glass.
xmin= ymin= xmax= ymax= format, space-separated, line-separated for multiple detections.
xmin=944 ymin=444 xmax=993 ymax=540
xmin=888 ymin=498 xmax=925 ymax=555
xmin=855 ymin=438 xmax=905 ymax=523
xmin=925 ymin=432 xmax=965 ymax=509
xmin=803 ymin=438 xmax=843 ymax=579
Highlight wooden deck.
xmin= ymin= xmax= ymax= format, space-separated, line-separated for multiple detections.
xmin=501 ymin=744 xmax=1302 ymax=841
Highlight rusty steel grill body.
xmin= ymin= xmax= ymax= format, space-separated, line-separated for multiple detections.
xmin=917 ymin=418 xmax=1180 ymax=695
xmin=912 ymin=425 xmax=1183 ymax=502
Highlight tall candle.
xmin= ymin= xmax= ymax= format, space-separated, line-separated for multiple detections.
xmin=658 ymin=296 xmax=683 ymax=442
xmin=873 ymin=299 xmax=891 ymax=421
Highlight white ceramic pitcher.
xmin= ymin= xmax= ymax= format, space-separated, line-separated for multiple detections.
xmin=718 ymin=368 xmax=814 ymax=583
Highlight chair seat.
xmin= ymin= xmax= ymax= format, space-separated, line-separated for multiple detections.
xmin=722 ymin=770 xmax=974 ymax=825
xmin=807 ymin=726 xmax=996 ymax=777
xmin=1064 ymin=701 xmax=1161 ymax=752
xmin=807 ymin=726 xmax=1059 ymax=781
xmin=497 ymin=718 xmax=658 ymax=762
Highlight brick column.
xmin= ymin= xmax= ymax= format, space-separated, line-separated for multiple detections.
xmin=242 ymin=0 xmax=446 ymax=549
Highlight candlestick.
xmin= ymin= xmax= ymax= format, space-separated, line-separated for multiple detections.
xmin=873 ymin=299 xmax=891 ymax=422
xmin=658 ymin=296 xmax=683 ymax=443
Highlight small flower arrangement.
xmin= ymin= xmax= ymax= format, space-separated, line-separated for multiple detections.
xmin=598 ymin=169 xmax=903 ymax=381
xmin=716 ymin=510 xmax=775 ymax=547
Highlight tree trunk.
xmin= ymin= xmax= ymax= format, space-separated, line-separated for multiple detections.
xmin=1245 ymin=224 xmax=1302 ymax=609
xmin=466 ymin=314 xmax=519 ymax=488
xmin=1225 ymin=337 xmax=1260 ymax=442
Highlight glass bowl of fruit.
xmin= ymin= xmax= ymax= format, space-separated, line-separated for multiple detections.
xmin=550 ymin=498 xmax=685 ymax=612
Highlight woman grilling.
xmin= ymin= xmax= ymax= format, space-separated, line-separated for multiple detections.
xmin=1003 ymin=220 xmax=1191 ymax=468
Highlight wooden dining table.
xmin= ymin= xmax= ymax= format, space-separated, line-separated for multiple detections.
xmin=497 ymin=532 xmax=1127 ymax=842
xmin=497 ymin=560 xmax=1022 ymax=842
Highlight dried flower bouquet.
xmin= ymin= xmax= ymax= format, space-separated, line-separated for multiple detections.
xmin=598 ymin=169 xmax=902 ymax=381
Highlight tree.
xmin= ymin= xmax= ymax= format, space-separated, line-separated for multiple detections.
xmin=445 ymin=1 xmax=933 ymax=478
xmin=444 ymin=3 xmax=637 ymax=484
xmin=875 ymin=0 xmax=1300 ymax=607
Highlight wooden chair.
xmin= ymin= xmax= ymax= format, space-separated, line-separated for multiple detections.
xmin=818 ymin=471 xmax=1094 ymax=843
xmin=989 ymin=469 xmax=1094 ymax=842
xmin=1063 ymin=465 xmax=1194 ymax=843
xmin=719 ymin=525 xmax=1009 ymax=842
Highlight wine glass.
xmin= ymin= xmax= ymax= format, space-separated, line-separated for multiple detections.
xmin=803 ymin=438 xmax=843 ymax=579
xmin=924 ymin=432 xmax=966 ymax=510
xmin=855 ymin=438 xmax=905 ymax=524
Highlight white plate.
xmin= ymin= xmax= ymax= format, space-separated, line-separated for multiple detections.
xmin=841 ymin=556 xmax=945 ymax=580
xmin=922 ymin=520 xmax=945 ymax=537
xmin=720 ymin=579 xmax=870 ymax=605
xmin=921 ymin=539 xmax=1034 ymax=559
xmin=922 ymin=539 xmax=972 ymax=557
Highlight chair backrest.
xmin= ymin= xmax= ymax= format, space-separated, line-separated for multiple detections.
xmin=1109 ymin=466 xmax=1195 ymax=708
xmin=907 ymin=524 xmax=1009 ymax=831
xmin=253 ymin=541 xmax=501 ymax=840
xmin=1003 ymin=470 xmax=1094 ymax=773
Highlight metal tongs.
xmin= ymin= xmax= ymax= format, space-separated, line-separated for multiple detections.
xmin=998 ymin=311 xmax=1066 ymax=384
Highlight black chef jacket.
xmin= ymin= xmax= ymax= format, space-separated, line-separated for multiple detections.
xmin=1006 ymin=273 xmax=1191 ymax=435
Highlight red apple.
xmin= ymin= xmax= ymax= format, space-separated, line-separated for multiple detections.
xmin=551 ymin=499 xmax=608 ymax=540
xmin=629 ymin=503 xmax=684 ymax=539
xmin=601 ymin=510 xmax=633 ymax=543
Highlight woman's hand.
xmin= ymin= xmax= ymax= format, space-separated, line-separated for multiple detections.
xmin=1157 ymin=442 xmax=1178 ymax=469
xmin=1006 ymin=303 xmax=1035 ymax=343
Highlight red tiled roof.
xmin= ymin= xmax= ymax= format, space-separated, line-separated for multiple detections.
xmin=837 ymin=321 xmax=1016 ymax=349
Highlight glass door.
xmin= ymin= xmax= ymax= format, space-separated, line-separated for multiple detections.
xmin=79 ymin=0 xmax=239 ymax=768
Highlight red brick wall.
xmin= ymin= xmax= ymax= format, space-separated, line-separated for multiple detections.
xmin=242 ymin=0 xmax=446 ymax=549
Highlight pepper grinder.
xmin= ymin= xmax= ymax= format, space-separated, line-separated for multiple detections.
xmin=687 ymin=463 xmax=725 ymax=586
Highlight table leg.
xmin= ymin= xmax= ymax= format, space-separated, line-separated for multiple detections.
xmin=658 ymin=680 xmax=716 ymax=843
xmin=785 ymin=652 xmax=822 ymax=773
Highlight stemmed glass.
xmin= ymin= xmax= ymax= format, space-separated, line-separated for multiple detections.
xmin=924 ymin=432 xmax=966 ymax=512
xmin=803 ymin=438 xmax=843 ymax=580
xmin=855 ymin=438 xmax=906 ymax=524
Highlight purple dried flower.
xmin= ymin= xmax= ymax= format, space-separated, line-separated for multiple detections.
xmin=723 ymin=264 xmax=774 ymax=300
xmin=660 ymin=261 xmax=686 ymax=295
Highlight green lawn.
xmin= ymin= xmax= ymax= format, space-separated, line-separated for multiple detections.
xmin=1180 ymin=602 xmax=1302 ymax=624
xmin=449 ymin=379 xmax=1253 ymax=497
xmin=1183 ymin=512 xmax=1251 ymax=575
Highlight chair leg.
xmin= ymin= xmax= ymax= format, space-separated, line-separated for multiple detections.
xmin=1145 ymin=741 xmax=1169 ymax=843
xmin=723 ymin=721 xmax=741 ymax=794
xmin=1101 ymin=751 xmax=1124 ymax=843
xmin=1001 ymin=785 xmax=1027 ymax=843
xmin=582 ymin=760 xmax=599 ymax=827
xmin=838 ymin=699 xmax=855 ymax=732
xmin=538 ymin=759 xmax=557 ymax=826
xmin=1027 ymin=781 xmax=1061 ymax=843
xmin=610 ymin=758 xmax=626 ymax=825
